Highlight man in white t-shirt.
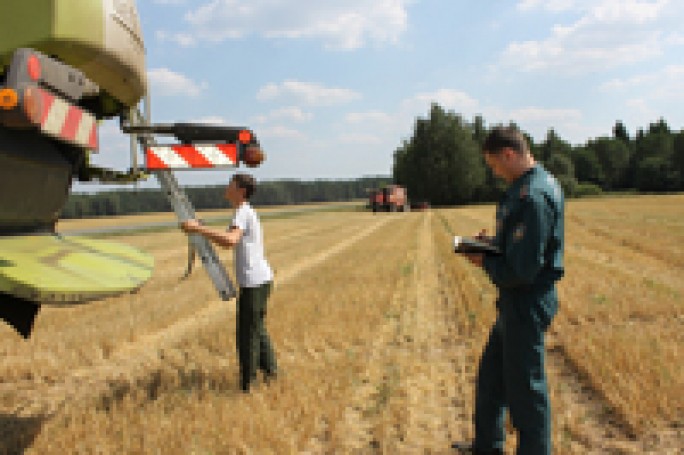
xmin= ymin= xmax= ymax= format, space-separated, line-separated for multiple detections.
xmin=181 ymin=173 xmax=277 ymax=392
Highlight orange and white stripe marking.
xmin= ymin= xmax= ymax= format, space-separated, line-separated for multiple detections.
xmin=37 ymin=89 xmax=98 ymax=150
xmin=145 ymin=144 xmax=238 ymax=170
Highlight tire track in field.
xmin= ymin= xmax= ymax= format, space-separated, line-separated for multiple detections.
xmin=567 ymin=214 xmax=683 ymax=269
xmin=545 ymin=336 xmax=636 ymax=454
xmin=335 ymin=211 xmax=463 ymax=453
xmin=433 ymin=209 xmax=671 ymax=453
xmin=398 ymin=210 xmax=460 ymax=451
xmin=546 ymin=336 xmax=684 ymax=454
xmin=331 ymin=215 xmax=418 ymax=453
xmin=7 ymin=215 xmax=394 ymax=418
xmin=432 ymin=210 xmax=488 ymax=448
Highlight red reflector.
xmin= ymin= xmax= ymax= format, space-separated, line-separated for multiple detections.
xmin=238 ymin=129 xmax=252 ymax=144
xmin=27 ymin=55 xmax=41 ymax=81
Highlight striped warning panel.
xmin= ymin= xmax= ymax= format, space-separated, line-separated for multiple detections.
xmin=37 ymin=89 xmax=98 ymax=151
xmin=145 ymin=144 xmax=239 ymax=169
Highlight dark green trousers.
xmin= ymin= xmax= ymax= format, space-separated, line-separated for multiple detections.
xmin=236 ymin=281 xmax=277 ymax=391
xmin=474 ymin=289 xmax=557 ymax=455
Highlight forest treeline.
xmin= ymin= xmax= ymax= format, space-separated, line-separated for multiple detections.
xmin=64 ymin=103 xmax=683 ymax=218
xmin=61 ymin=176 xmax=390 ymax=219
xmin=393 ymin=104 xmax=684 ymax=205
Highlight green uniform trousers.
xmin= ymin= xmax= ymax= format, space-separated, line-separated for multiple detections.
xmin=236 ymin=281 xmax=277 ymax=391
xmin=474 ymin=289 xmax=557 ymax=455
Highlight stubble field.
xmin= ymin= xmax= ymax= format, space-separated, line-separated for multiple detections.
xmin=0 ymin=195 xmax=682 ymax=454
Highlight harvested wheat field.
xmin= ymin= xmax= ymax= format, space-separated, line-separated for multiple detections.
xmin=0 ymin=195 xmax=682 ymax=454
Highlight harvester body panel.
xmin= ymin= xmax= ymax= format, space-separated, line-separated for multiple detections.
xmin=0 ymin=0 xmax=152 ymax=337
xmin=0 ymin=126 xmax=73 ymax=233
xmin=0 ymin=0 xmax=146 ymax=115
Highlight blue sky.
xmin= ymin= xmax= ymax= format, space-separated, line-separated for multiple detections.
xmin=82 ymin=0 xmax=684 ymax=190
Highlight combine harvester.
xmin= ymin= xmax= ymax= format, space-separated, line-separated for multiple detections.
xmin=0 ymin=0 xmax=264 ymax=337
xmin=369 ymin=184 xmax=409 ymax=212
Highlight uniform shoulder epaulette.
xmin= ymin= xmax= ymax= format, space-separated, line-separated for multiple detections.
xmin=545 ymin=175 xmax=562 ymax=199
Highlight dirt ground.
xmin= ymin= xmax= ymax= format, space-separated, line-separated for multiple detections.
xmin=1 ymin=201 xmax=682 ymax=453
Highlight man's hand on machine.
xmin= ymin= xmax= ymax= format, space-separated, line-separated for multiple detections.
xmin=181 ymin=219 xmax=202 ymax=234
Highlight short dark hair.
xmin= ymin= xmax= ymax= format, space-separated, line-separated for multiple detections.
xmin=482 ymin=126 xmax=529 ymax=155
xmin=232 ymin=173 xmax=256 ymax=199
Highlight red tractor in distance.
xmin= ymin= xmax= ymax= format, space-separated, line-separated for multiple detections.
xmin=369 ymin=185 xmax=409 ymax=212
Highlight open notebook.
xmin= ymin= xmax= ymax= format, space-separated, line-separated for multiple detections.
xmin=453 ymin=236 xmax=501 ymax=255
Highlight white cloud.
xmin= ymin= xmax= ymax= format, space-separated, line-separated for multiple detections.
xmin=590 ymin=0 xmax=669 ymax=23
xmin=156 ymin=31 xmax=197 ymax=47
xmin=338 ymin=111 xmax=402 ymax=151
xmin=439 ymin=105 xmax=583 ymax=144
xmin=517 ymin=0 xmax=667 ymax=16
xmin=332 ymin=89 xmax=482 ymax=150
xmin=626 ymin=98 xmax=652 ymax=110
xmin=254 ymin=107 xmax=313 ymax=124
xmin=517 ymin=0 xmax=585 ymax=13
xmin=153 ymin=0 xmax=186 ymax=4
xmin=97 ymin=121 xmax=131 ymax=152
xmin=85 ymin=120 xmax=135 ymax=172
xmin=395 ymin=89 xmax=592 ymax=143
xmin=601 ymin=65 xmax=684 ymax=102
xmin=665 ymin=32 xmax=684 ymax=45
xmin=340 ymin=86 xmax=596 ymax=144
xmin=190 ymin=116 xmax=230 ymax=125
xmin=401 ymin=89 xmax=480 ymax=113
xmin=507 ymin=107 xmax=583 ymax=127
xmin=259 ymin=125 xmax=307 ymax=141
xmin=345 ymin=111 xmax=393 ymax=125
xmin=325 ymin=89 xmax=482 ymax=156
xmin=256 ymin=80 xmax=361 ymax=106
xmin=487 ymin=106 xmax=595 ymax=143
xmin=339 ymin=133 xmax=384 ymax=145
xmin=157 ymin=0 xmax=410 ymax=50
xmin=504 ymin=0 xmax=683 ymax=73
xmin=148 ymin=68 xmax=208 ymax=97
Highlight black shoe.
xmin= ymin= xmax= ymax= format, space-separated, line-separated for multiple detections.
xmin=267 ymin=370 xmax=278 ymax=378
xmin=263 ymin=370 xmax=278 ymax=384
xmin=240 ymin=374 xmax=256 ymax=393
xmin=451 ymin=441 xmax=475 ymax=453
xmin=451 ymin=442 xmax=503 ymax=454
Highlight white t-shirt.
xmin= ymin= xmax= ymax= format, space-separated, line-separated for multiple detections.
xmin=230 ymin=202 xmax=273 ymax=287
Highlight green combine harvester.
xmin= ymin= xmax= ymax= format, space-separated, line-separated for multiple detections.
xmin=0 ymin=1 xmax=264 ymax=337
xmin=0 ymin=0 xmax=152 ymax=337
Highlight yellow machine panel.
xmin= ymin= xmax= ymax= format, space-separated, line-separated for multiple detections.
xmin=0 ymin=0 xmax=147 ymax=113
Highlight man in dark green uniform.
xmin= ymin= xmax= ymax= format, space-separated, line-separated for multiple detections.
xmin=454 ymin=126 xmax=564 ymax=455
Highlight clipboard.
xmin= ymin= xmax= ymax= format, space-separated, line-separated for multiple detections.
xmin=453 ymin=236 xmax=501 ymax=255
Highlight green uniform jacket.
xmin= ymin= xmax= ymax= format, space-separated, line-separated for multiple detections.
xmin=483 ymin=164 xmax=564 ymax=311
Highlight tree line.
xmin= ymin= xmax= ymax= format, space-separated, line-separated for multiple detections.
xmin=63 ymin=105 xmax=682 ymax=218
xmin=393 ymin=103 xmax=684 ymax=205
xmin=61 ymin=176 xmax=390 ymax=219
